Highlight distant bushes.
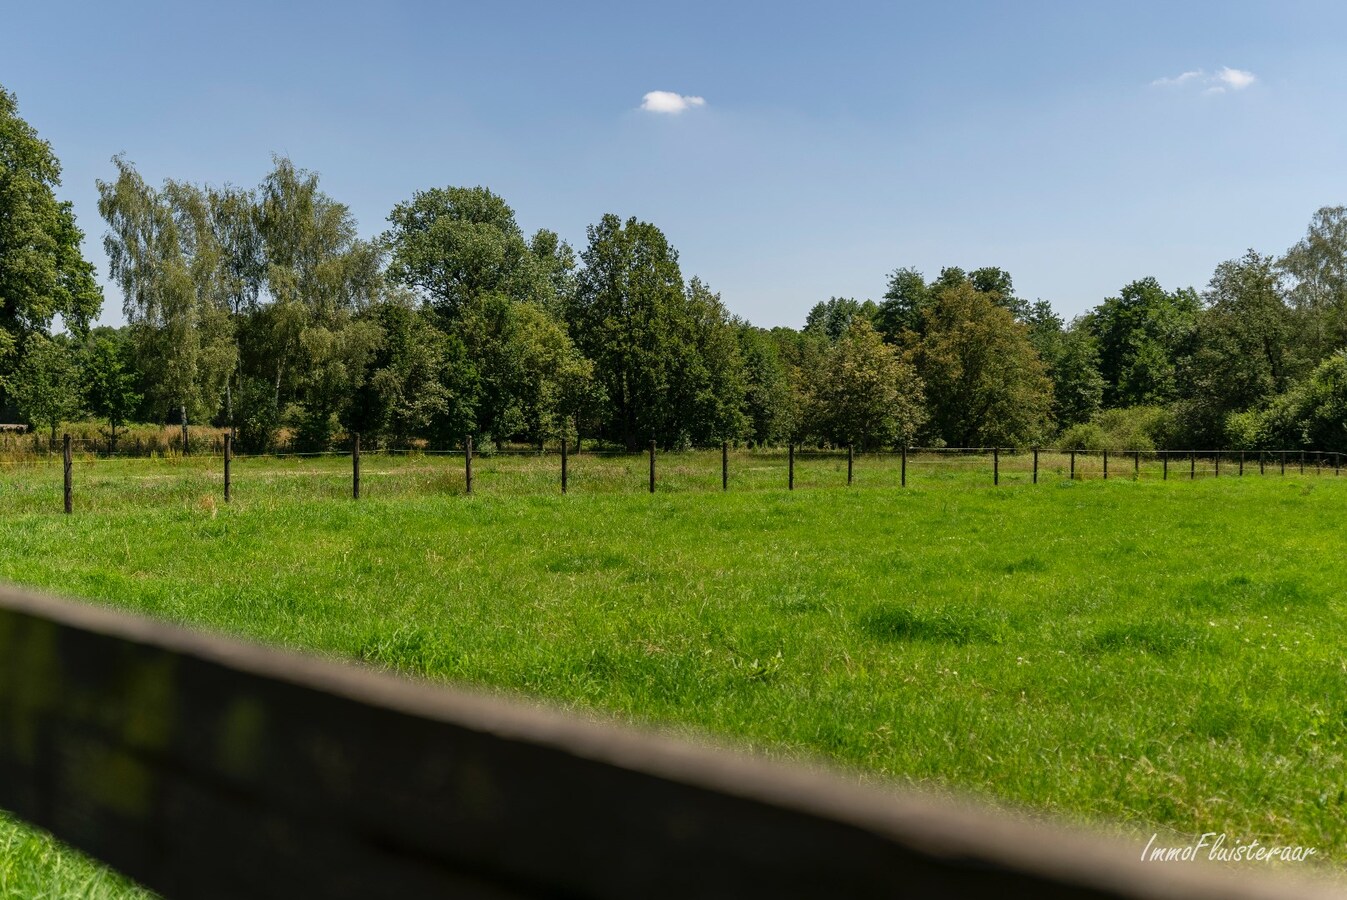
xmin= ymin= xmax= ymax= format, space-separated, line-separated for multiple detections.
xmin=1223 ymin=352 xmax=1347 ymax=452
xmin=1057 ymin=406 xmax=1175 ymax=451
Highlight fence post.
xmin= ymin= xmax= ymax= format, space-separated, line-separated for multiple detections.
xmin=62 ymin=433 xmax=72 ymax=515
xmin=1133 ymin=450 xmax=1139 ymax=480
xmin=1281 ymin=451 xmax=1286 ymax=475
xmin=649 ymin=440 xmax=656 ymax=494
xmin=722 ymin=441 xmax=728 ymax=491
xmin=1239 ymin=451 xmax=1244 ymax=477
xmin=224 ymin=433 xmax=232 ymax=503
xmin=1260 ymin=451 xmax=1265 ymax=475
xmin=352 ymin=432 xmax=361 ymax=500
xmin=1190 ymin=451 xmax=1195 ymax=480
xmin=1300 ymin=451 xmax=1305 ymax=475
xmin=1103 ymin=449 xmax=1108 ymax=480
xmin=1215 ymin=452 xmax=1220 ymax=478
xmin=1070 ymin=450 xmax=1076 ymax=480
xmin=181 ymin=411 xmax=188 ymax=457
xmin=1032 ymin=447 xmax=1038 ymax=484
xmin=1338 ymin=452 xmax=1341 ymax=477
xmin=465 ymin=435 xmax=473 ymax=495
xmin=561 ymin=439 xmax=568 ymax=494
xmin=1162 ymin=450 xmax=1168 ymax=480
xmin=901 ymin=445 xmax=907 ymax=487
xmin=993 ymin=447 xmax=999 ymax=486
xmin=847 ymin=445 xmax=853 ymax=486
xmin=788 ymin=444 xmax=795 ymax=491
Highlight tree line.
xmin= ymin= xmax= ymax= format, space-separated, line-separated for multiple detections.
xmin=4 ymin=84 xmax=1347 ymax=454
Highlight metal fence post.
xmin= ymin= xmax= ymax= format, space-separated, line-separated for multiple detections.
xmin=788 ymin=444 xmax=794 ymax=491
xmin=993 ymin=447 xmax=999 ymax=486
xmin=722 ymin=441 xmax=728 ymax=491
xmin=1162 ymin=451 xmax=1168 ymax=480
xmin=901 ymin=445 xmax=907 ymax=487
xmin=1190 ymin=451 xmax=1195 ymax=480
xmin=1103 ymin=449 xmax=1108 ymax=480
xmin=649 ymin=440 xmax=656 ymax=493
xmin=224 ymin=433 xmax=232 ymax=503
xmin=1133 ymin=450 xmax=1139 ymax=480
xmin=1070 ymin=450 xmax=1076 ymax=480
xmin=561 ymin=438 xmax=568 ymax=494
xmin=1033 ymin=447 xmax=1038 ymax=484
xmin=847 ymin=445 xmax=853 ymax=486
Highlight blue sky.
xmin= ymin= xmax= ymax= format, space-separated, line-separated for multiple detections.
xmin=4 ymin=1 xmax=1346 ymax=327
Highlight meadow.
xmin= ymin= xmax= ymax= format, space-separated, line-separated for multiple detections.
xmin=1 ymin=449 xmax=1345 ymax=896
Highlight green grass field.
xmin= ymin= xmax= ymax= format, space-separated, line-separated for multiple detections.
xmin=1 ymin=450 xmax=1345 ymax=895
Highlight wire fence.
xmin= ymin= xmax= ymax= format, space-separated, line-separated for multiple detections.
xmin=1 ymin=437 xmax=1341 ymax=516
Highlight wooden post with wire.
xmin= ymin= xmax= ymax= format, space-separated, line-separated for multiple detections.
xmin=352 ymin=433 xmax=361 ymax=500
xmin=1032 ymin=448 xmax=1038 ymax=484
xmin=901 ymin=445 xmax=907 ymax=487
xmin=224 ymin=434 xmax=232 ymax=503
xmin=847 ymin=445 xmax=853 ymax=486
xmin=465 ymin=436 xmax=473 ymax=495
xmin=788 ymin=444 xmax=795 ymax=491
xmin=993 ymin=448 xmax=999 ymax=486
xmin=62 ymin=434 xmax=72 ymax=515
xmin=561 ymin=439 xmax=568 ymax=494
xmin=649 ymin=440 xmax=656 ymax=494
xmin=722 ymin=441 xmax=728 ymax=491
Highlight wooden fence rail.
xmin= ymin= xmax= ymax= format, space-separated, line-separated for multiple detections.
xmin=0 ymin=585 xmax=1338 ymax=899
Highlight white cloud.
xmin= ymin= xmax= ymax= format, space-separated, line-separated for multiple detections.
xmin=640 ymin=91 xmax=707 ymax=114
xmin=1216 ymin=66 xmax=1257 ymax=90
xmin=1150 ymin=67 xmax=1257 ymax=94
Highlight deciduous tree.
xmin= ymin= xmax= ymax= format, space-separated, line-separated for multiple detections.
xmin=910 ymin=282 xmax=1052 ymax=446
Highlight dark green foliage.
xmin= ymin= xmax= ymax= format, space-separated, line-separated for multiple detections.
xmin=1229 ymin=352 xmax=1347 ymax=451
xmin=1025 ymin=301 xmax=1104 ymax=429
xmin=1280 ymin=206 xmax=1347 ymax=366
xmin=233 ymin=375 xmax=283 ymax=453
xmin=1174 ymin=251 xmax=1295 ymax=446
xmin=5 ymin=332 xmax=81 ymax=445
xmin=568 ymin=215 xmax=748 ymax=449
xmin=0 ymin=85 xmax=102 ymax=368
xmin=803 ymin=296 xmax=877 ymax=341
xmin=384 ymin=185 xmax=559 ymax=318
xmin=1087 ymin=277 xmax=1200 ymax=407
xmin=736 ymin=326 xmax=793 ymax=445
xmin=82 ymin=329 xmax=142 ymax=452
xmin=909 ymin=282 xmax=1052 ymax=447
xmin=875 ymin=267 xmax=930 ymax=340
